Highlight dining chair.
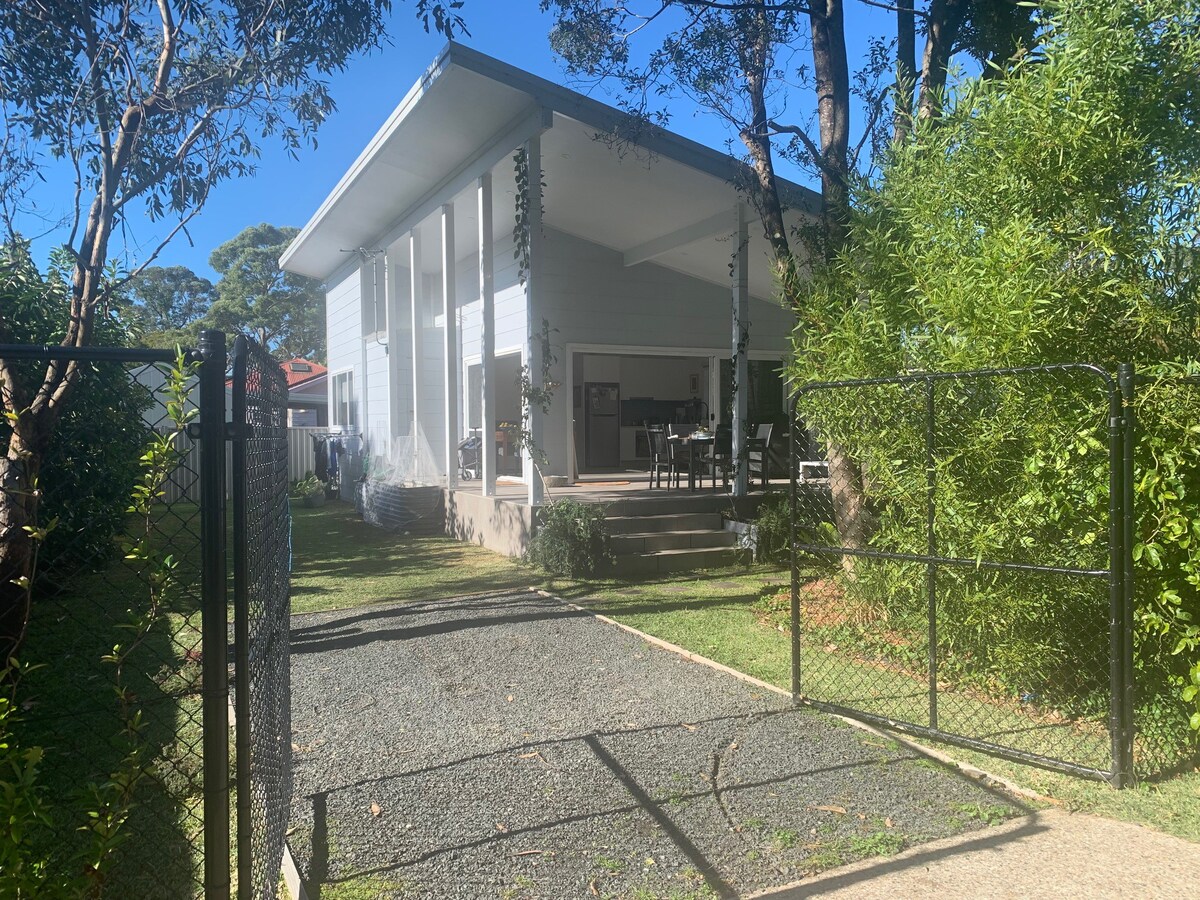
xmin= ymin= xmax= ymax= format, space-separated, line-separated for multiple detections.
xmin=666 ymin=432 xmax=695 ymax=489
xmin=646 ymin=424 xmax=671 ymax=489
xmin=703 ymin=424 xmax=733 ymax=490
xmin=747 ymin=422 xmax=773 ymax=488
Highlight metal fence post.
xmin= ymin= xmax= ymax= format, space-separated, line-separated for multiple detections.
xmin=198 ymin=329 xmax=231 ymax=897
xmin=1117 ymin=363 xmax=1137 ymax=784
xmin=231 ymin=335 xmax=252 ymax=899
xmin=789 ymin=391 xmax=801 ymax=700
xmin=925 ymin=377 xmax=938 ymax=731
xmin=1104 ymin=367 xmax=1132 ymax=787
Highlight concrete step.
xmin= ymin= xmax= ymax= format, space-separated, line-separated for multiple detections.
xmin=610 ymin=528 xmax=738 ymax=555
xmin=606 ymin=512 xmax=723 ymax=535
xmin=612 ymin=546 xmax=748 ymax=576
xmin=601 ymin=494 xmax=735 ymax=517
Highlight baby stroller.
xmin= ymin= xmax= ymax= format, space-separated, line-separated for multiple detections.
xmin=457 ymin=433 xmax=482 ymax=480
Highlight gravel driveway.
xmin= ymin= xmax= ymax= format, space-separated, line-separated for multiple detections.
xmin=288 ymin=591 xmax=1027 ymax=899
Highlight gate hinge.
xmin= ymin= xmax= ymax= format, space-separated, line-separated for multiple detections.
xmin=224 ymin=422 xmax=245 ymax=442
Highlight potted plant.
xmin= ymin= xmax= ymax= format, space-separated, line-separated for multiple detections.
xmin=291 ymin=474 xmax=327 ymax=508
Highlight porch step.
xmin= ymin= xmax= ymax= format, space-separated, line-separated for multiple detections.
xmin=610 ymin=528 xmax=737 ymax=554
xmin=604 ymin=508 xmax=745 ymax=575
xmin=612 ymin=546 xmax=747 ymax=576
xmin=606 ymin=512 xmax=722 ymax=535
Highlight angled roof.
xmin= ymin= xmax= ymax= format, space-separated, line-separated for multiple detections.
xmin=281 ymin=357 xmax=328 ymax=389
xmin=281 ymin=43 xmax=820 ymax=301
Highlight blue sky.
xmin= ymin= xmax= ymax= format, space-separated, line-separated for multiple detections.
xmin=23 ymin=1 xmax=894 ymax=282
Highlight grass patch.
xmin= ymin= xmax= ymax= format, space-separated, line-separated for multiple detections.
xmin=289 ymin=502 xmax=534 ymax=614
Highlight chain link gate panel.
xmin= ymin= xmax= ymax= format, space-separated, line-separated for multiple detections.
xmin=789 ymin=365 xmax=1134 ymax=784
xmin=231 ymin=335 xmax=293 ymax=899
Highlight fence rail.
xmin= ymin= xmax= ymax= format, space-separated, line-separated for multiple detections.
xmin=157 ymin=424 xmax=325 ymax=505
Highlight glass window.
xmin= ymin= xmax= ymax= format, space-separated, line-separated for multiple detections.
xmin=332 ymin=370 xmax=355 ymax=429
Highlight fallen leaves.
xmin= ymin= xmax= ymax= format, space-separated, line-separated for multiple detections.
xmin=811 ymin=804 xmax=847 ymax=815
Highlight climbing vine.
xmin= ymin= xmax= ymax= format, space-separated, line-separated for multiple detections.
xmin=512 ymin=147 xmax=545 ymax=287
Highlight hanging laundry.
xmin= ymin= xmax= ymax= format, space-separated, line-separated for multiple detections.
xmin=313 ymin=435 xmax=329 ymax=482
xmin=328 ymin=437 xmax=341 ymax=483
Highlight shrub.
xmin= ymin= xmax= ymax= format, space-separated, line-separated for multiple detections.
xmin=527 ymin=499 xmax=613 ymax=578
xmin=1 ymin=244 xmax=150 ymax=577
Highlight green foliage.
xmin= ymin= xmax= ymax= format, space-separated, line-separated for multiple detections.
xmin=203 ymin=223 xmax=325 ymax=361
xmin=0 ymin=351 xmax=198 ymax=897
xmin=0 ymin=244 xmax=151 ymax=574
xmin=752 ymin=493 xmax=793 ymax=565
xmin=122 ymin=266 xmax=215 ymax=350
xmin=527 ymin=499 xmax=614 ymax=578
xmin=0 ymin=661 xmax=54 ymax=898
xmin=291 ymin=475 xmax=327 ymax=499
xmin=790 ymin=0 xmax=1200 ymax=756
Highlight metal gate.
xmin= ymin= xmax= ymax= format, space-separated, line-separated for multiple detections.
xmin=229 ymin=334 xmax=293 ymax=900
xmin=788 ymin=364 xmax=1135 ymax=785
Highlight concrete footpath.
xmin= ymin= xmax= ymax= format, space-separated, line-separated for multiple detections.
xmin=753 ymin=807 xmax=1199 ymax=899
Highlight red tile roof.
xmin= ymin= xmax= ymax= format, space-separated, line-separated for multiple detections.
xmin=281 ymin=358 xmax=327 ymax=388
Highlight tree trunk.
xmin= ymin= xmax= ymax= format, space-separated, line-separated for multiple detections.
xmin=918 ymin=0 xmax=969 ymax=121
xmin=809 ymin=0 xmax=851 ymax=257
xmin=827 ymin=443 xmax=869 ymax=577
xmin=0 ymin=423 xmax=44 ymax=662
xmin=893 ymin=0 xmax=916 ymax=143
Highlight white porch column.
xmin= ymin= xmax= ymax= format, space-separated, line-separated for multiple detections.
xmin=479 ymin=172 xmax=497 ymax=497
xmin=442 ymin=202 xmax=458 ymax=489
xmin=522 ymin=136 xmax=545 ymax=506
xmin=731 ymin=203 xmax=750 ymax=496
xmin=409 ymin=229 xmax=424 ymax=458
xmin=386 ymin=242 xmax=408 ymax=441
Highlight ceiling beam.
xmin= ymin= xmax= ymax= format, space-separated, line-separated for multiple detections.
xmin=622 ymin=207 xmax=748 ymax=268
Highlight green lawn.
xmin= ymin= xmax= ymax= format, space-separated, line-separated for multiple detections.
xmin=289 ymin=502 xmax=1200 ymax=845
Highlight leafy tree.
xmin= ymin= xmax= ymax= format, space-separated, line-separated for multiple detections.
xmin=0 ymin=243 xmax=150 ymax=651
xmin=123 ymin=265 xmax=215 ymax=349
xmin=791 ymin=0 xmax=1200 ymax=750
xmin=204 ymin=223 xmax=325 ymax=361
xmin=0 ymin=0 xmax=467 ymax=657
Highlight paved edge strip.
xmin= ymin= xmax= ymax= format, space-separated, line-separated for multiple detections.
xmin=534 ymin=588 xmax=1046 ymax=805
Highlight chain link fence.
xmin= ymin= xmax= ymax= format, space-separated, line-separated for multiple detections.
xmin=791 ymin=366 xmax=1127 ymax=782
xmin=231 ymin=334 xmax=293 ymax=900
xmin=1 ymin=347 xmax=211 ymax=897
xmin=790 ymin=363 xmax=1200 ymax=784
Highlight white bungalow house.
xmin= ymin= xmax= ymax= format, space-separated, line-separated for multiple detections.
xmin=281 ymin=43 xmax=818 ymax=556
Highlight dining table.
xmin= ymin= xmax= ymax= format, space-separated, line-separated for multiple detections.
xmin=668 ymin=431 xmax=715 ymax=491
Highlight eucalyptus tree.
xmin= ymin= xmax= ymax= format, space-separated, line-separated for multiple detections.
xmin=0 ymin=0 xmax=467 ymax=656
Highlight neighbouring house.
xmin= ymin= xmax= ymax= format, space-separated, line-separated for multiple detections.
xmin=280 ymin=43 xmax=818 ymax=553
xmin=282 ymin=358 xmax=329 ymax=427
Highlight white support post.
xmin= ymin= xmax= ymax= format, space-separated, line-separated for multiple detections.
xmin=386 ymin=243 xmax=406 ymax=441
xmin=731 ymin=203 xmax=750 ymax=497
xmin=409 ymin=230 xmax=424 ymax=468
xmin=442 ymin=202 xmax=458 ymax=490
xmin=479 ymin=172 xmax=497 ymax=497
xmin=523 ymin=136 xmax=545 ymax=506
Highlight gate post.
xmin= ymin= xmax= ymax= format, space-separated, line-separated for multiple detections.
xmin=199 ymin=329 xmax=231 ymax=897
xmin=1117 ymin=363 xmax=1137 ymax=784
xmin=789 ymin=390 xmax=801 ymax=699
